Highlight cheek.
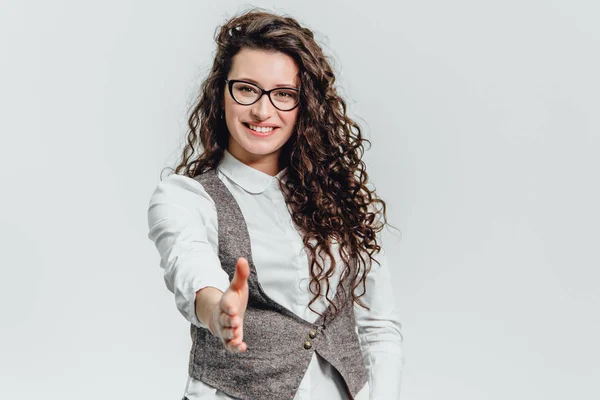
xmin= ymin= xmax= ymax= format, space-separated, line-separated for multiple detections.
xmin=282 ymin=111 xmax=299 ymax=127
xmin=224 ymin=103 xmax=248 ymax=130
xmin=224 ymin=98 xmax=241 ymax=116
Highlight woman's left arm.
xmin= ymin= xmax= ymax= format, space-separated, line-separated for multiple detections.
xmin=354 ymin=242 xmax=405 ymax=399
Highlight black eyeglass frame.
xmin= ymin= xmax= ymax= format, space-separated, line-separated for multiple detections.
xmin=225 ymin=79 xmax=301 ymax=111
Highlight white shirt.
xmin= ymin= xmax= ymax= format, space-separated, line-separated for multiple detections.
xmin=147 ymin=150 xmax=404 ymax=399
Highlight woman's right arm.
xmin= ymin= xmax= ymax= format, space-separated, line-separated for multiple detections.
xmin=146 ymin=174 xmax=248 ymax=352
xmin=146 ymin=174 xmax=230 ymax=328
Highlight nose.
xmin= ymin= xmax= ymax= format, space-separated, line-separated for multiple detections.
xmin=250 ymin=93 xmax=274 ymax=120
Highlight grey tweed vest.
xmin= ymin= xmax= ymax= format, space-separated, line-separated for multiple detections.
xmin=188 ymin=169 xmax=368 ymax=400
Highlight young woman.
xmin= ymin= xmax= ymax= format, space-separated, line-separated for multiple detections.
xmin=147 ymin=9 xmax=404 ymax=400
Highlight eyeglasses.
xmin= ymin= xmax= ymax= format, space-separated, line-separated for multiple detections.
xmin=225 ymin=79 xmax=300 ymax=111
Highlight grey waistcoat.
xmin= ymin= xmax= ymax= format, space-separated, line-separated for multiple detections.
xmin=189 ymin=169 xmax=368 ymax=400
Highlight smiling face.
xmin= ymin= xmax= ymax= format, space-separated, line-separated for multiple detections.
xmin=223 ymin=48 xmax=300 ymax=175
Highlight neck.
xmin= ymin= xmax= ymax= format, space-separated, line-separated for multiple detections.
xmin=227 ymin=147 xmax=282 ymax=177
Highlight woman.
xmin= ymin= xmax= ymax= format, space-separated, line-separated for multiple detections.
xmin=147 ymin=8 xmax=404 ymax=400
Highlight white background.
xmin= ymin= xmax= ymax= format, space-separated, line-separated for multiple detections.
xmin=1 ymin=1 xmax=598 ymax=399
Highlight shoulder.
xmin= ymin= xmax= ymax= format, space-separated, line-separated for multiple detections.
xmin=149 ymin=173 xmax=213 ymax=201
xmin=147 ymin=173 xmax=217 ymax=216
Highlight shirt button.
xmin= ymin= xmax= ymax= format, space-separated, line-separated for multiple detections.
xmin=303 ymin=340 xmax=312 ymax=350
xmin=309 ymin=329 xmax=317 ymax=339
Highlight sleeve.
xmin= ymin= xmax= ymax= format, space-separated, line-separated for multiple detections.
xmin=146 ymin=173 xmax=231 ymax=328
xmin=354 ymin=235 xmax=405 ymax=399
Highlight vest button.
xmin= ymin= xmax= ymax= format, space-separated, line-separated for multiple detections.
xmin=309 ymin=329 xmax=317 ymax=339
xmin=303 ymin=340 xmax=312 ymax=350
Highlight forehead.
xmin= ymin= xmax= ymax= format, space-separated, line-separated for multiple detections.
xmin=229 ymin=48 xmax=299 ymax=87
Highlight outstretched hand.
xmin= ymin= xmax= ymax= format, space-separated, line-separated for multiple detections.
xmin=209 ymin=257 xmax=250 ymax=353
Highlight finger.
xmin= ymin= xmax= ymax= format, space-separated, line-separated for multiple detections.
xmin=221 ymin=327 xmax=236 ymax=341
xmin=228 ymin=324 xmax=244 ymax=345
xmin=227 ymin=335 xmax=241 ymax=346
xmin=224 ymin=324 xmax=243 ymax=346
xmin=230 ymin=257 xmax=250 ymax=292
xmin=226 ymin=340 xmax=247 ymax=353
xmin=220 ymin=298 xmax=238 ymax=317
xmin=219 ymin=312 xmax=239 ymax=328
xmin=233 ymin=341 xmax=247 ymax=353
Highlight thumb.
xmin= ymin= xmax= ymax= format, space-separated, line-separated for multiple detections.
xmin=230 ymin=257 xmax=250 ymax=293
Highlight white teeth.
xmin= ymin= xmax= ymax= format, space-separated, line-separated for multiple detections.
xmin=248 ymin=124 xmax=275 ymax=133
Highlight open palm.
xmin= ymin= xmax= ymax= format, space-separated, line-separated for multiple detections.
xmin=210 ymin=257 xmax=250 ymax=353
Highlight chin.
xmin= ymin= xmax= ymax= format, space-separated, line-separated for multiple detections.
xmin=238 ymin=133 xmax=288 ymax=152
xmin=242 ymin=143 xmax=282 ymax=156
xmin=231 ymin=137 xmax=278 ymax=157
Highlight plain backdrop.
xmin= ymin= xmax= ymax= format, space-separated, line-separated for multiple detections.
xmin=1 ymin=1 xmax=598 ymax=399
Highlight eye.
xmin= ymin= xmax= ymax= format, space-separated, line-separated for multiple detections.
xmin=274 ymin=90 xmax=298 ymax=99
xmin=239 ymin=85 xmax=257 ymax=93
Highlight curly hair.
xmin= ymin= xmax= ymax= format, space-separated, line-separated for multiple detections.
xmin=172 ymin=8 xmax=391 ymax=318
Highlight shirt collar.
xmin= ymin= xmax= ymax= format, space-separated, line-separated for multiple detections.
xmin=218 ymin=149 xmax=288 ymax=194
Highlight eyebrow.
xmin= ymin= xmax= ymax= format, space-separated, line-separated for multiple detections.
xmin=234 ymin=77 xmax=299 ymax=89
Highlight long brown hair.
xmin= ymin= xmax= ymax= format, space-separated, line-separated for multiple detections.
xmin=172 ymin=8 xmax=391 ymax=316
